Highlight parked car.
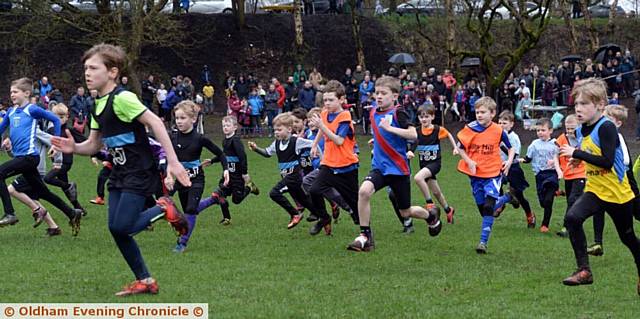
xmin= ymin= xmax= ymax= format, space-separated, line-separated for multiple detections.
xmin=588 ymin=4 xmax=625 ymax=18
xmin=483 ymin=1 xmax=546 ymax=19
xmin=0 ymin=0 xmax=12 ymax=12
xmin=51 ymin=0 xmax=131 ymax=13
xmin=161 ymin=0 xmax=233 ymax=14
xmin=396 ymin=0 xmax=445 ymax=15
xmin=260 ymin=0 xmax=330 ymax=14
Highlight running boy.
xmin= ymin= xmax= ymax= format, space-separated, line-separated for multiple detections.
xmin=52 ymin=44 xmax=191 ymax=296
xmin=457 ymin=97 xmax=515 ymax=254
xmin=308 ymin=80 xmax=361 ymax=232
xmin=520 ymin=118 xmax=563 ymax=233
xmin=171 ymin=100 xmax=229 ymax=253
xmin=586 ymin=104 xmax=638 ymax=256
xmin=494 ymin=110 xmax=536 ymax=228
xmin=408 ymin=104 xmax=458 ymax=224
xmin=555 ymin=114 xmax=585 ymax=238
xmin=0 ymin=78 xmax=82 ymax=235
xmin=249 ymin=113 xmax=323 ymax=234
xmin=346 ymin=76 xmax=442 ymax=252
xmin=196 ymin=115 xmax=258 ymax=225
xmin=559 ymin=78 xmax=640 ymax=295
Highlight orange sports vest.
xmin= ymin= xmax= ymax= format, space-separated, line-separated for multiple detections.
xmin=320 ymin=110 xmax=359 ymax=168
xmin=457 ymin=122 xmax=503 ymax=178
xmin=556 ymin=133 xmax=586 ymax=180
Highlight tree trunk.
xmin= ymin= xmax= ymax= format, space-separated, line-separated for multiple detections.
xmin=445 ymin=0 xmax=455 ymax=69
xmin=349 ymin=0 xmax=366 ymax=69
xmin=580 ymin=0 xmax=599 ymax=51
xmin=293 ymin=0 xmax=304 ymax=51
xmin=560 ymin=0 xmax=579 ymax=54
xmin=607 ymin=0 xmax=619 ymax=38
xmin=388 ymin=0 xmax=397 ymax=12
xmin=173 ymin=0 xmax=180 ymax=13
xmin=126 ymin=0 xmax=145 ymax=96
xmin=233 ymin=0 xmax=246 ymax=29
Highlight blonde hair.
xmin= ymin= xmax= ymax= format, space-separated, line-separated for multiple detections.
xmin=498 ymin=110 xmax=514 ymax=122
xmin=564 ymin=114 xmax=578 ymax=124
xmin=323 ymin=80 xmax=346 ymax=98
xmin=605 ymin=104 xmax=628 ymax=122
xmin=11 ymin=78 xmax=33 ymax=94
xmin=375 ymin=76 xmax=402 ymax=94
xmin=570 ymin=78 xmax=608 ymax=107
xmin=82 ymin=43 xmax=127 ymax=78
xmin=222 ymin=115 xmax=238 ymax=126
xmin=307 ymin=107 xmax=322 ymax=119
xmin=174 ymin=100 xmax=199 ymax=119
xmin=273 ymin=112 xmax=294 ymax=127
xmin=475 ymin=96 xmax=497 ymax=112
xmin=51 ymin=103 xmax=69 ymax=117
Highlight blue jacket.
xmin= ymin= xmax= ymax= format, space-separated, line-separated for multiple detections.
xmin=0 ymin=104 xmax=61 ymax=156
xmin=359 ymin=81 xmax=374 ymax=103
xmin=69 ymin=94 xmax=90 ymax=118
xmin=298 ymin=87 xmax=316 ymax=110
xmin=162 ymin=88 xmax=181 ymax=110
xmin=248 ymin=95 xmax=264 ymax=116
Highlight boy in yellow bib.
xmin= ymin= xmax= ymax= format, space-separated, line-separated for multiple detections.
xmin=559 ymin=78 xmax=640 ymax=296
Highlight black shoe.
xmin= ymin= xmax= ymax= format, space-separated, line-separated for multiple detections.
xmin=32 ymin=207 xmax=48 ymax=228
xmin=309 ymin=218 xmax=331 ymax=236
xmin=306 ymin=214 xmax=319 ymax=222
xmin=347 ymin=233 xmax=374 ymax=252
xmin=69 ymin=209 xmax=82 ymax=236
xmin=0 ymin=214 xmax=18 ymax=227
xmin=427 ymin=207 xmax=442 ymax=237
xmin=46 ymin=227 xmax=62 ymax=237
xmin=507 ymin=188 xmax=520 ymax=209
xmin=402 ymin=225 xmax=415 ymax=234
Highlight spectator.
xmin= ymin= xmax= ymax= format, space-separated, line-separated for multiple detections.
xmin=297 ymin=81 xmax=316 ymax=110
xmin=571 ymin=0 xmax=581 ymax=18
xmin=156 ymin=83 xmax=168 ymax=112
xmin=358 ymin=75 xmax=374 ymax=108
xmin=284 ymin=76 xmax=298 ymax=112
xmin=50 ymin=89 xmax=64 ymax=104
xmin=342 ymin=68 xmax=353 ymax=86
xmin=69 ymin=86 xmax=90 ymax=123
xmin=38 ymin=76 xmax=53 ymax=98
xmin=531 ymin=70 xmax=545 ymax=101
xmin=120 ymin=76 xmax=130 ymax=91
xmin=309 ymin=67 xmax=323 ymax=90
xmin=315 ymin=85 xmax=325 ymax=108
xmin=264 ymin=84 xmax=281 ymax=136
xmin=352 ymin=64 xmax=364 ymax=84
xmin=542 ymin=73 xmax=556 ymax=107
xmin=621 ymin=57 xmax=634 ymax=97
xmin=202 ymin=82 xmax=214 ymax=114
xmin=272 ymin=78 xmax=286 ymax=110
xmin=235 ymin=75 xmax=250 ymax=99
xmin=141 ymin=74 xmax=157 ymax=109
xmin=201 ymin=65 xmax=212 ymax=86
xmin=227 ymin=91 xmax=244 ymax=121
xmin=247 ymin=89 xmax=264 ymax=136
xmin=293 ymin=64 xmax=307 ymax=87
xmin=442 ymin=69 xmax=456 ymax=103
xmin=183 ymin=77 xmax=195 ymax=100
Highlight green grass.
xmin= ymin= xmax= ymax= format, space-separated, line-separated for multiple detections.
xmin=0 ymin=136 xmax=639 ymax=318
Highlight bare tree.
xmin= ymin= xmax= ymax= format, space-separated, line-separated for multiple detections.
xmin=348 ymin=0 xmax=366 ymax=69
xmin=232 ymin=0 xmax=247 ymax=29
xmin=445 ymin=0 xmax=456 ymax=68
xmin=580 ymin=0 xmax=599 ymax=51
xmin=293 ymin=0 xmax=304 ymax=51
xmin=607 ymin=0 xmax=619 ymax=38
xmin=559 ymin=0 xmax=579 ymax=54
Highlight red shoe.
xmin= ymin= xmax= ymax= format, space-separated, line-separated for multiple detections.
xmin=90 ymin=196 xmax=105 ymax=205
xmin=211 ymin=192 xmax=226 ymax=205
xmin=446 ymin=206 xmax=455 ymax=224
xmin=526 ymin=212 xmax=536 ymax=228
xmin=157 ymin=196 xmax=188 ymax=235
xmin=115 ymin=279 xmax=159 ymax=296
xmin=331 ymin=202 xmax=340 ymax=221
xmin=562 ymin=268 xmax=593 ymax=286
xmin=287 ymin=214 xmax=303 ymax=229
xmin=540 ymin=225 xmax=549 ymax=233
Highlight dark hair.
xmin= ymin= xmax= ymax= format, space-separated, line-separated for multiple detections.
xmin=324 ymin=80 xmax=346 ymax=98
xmin=291 ymin=107 xmax=308 ymax=120
xmin=537 ymin=117 xmax=552 ymax=129
xmin=418 ymin=104 xmax=435 ymax=116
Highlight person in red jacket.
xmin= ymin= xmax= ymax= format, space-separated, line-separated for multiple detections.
xmin=273 ymin=78 xmax=286 ymax=110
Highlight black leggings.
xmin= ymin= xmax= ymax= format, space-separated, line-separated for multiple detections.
xmin=270 ymin=172 xmax=316 ymax=217
xmin=539 ymin=185 xmax=556 ymax=227
xmin=309 ymin=166 xmax=359 ymax=223
xmin=44 ymin=163 xmax=71 ymax=190
xmin=565 ymin=192 xmax=640 ymax=275
xmin=0 ymin=156 xmax=74 ymax=219
xmin=510 ymin=187 xmax=532 ymax=215
xmin=178 ymin=183 xmax=204 ymax=216
xmin=96 ymin=166 xmax=111 ymax=198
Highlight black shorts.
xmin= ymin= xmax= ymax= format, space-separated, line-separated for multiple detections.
xmin=364 ymin=169 xmax=411 ymax=210
xmin=12 ymin=175 xmax=39 ymax=200
xmin=419 ymin=161 xmax=441 ymax=180
xmin=535 ymin=169 xmax=559 ymax=204
xmin=217 ymin=174 xmax=246 ymax=198
xmin=506 ymin=163 xmax=529 ymax=192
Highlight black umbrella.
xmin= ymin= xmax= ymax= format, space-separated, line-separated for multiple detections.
xmin=460 ymin=57 xmax=480 ymax=68
xmin=594 ymin=43 xmax=621 ymax=62
xmin=388 ymin=53 xmax=416 ymax=64
xmin=561 ymin=54 xmax=582 ymax=62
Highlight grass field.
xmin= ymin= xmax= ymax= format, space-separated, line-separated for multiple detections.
xmin=0 ymin=135 xmax=639 ymax=318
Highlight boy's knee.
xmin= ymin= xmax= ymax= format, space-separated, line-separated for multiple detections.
xmin=358 ymin=187 xmax=373 ymax=200
xmin=564 ymin=210 xmax=582 ymax=227
xmin=399 ymin=209 xmax=411 ymax=218
xmin=269 ymin=188 xmax=281 ymax=199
